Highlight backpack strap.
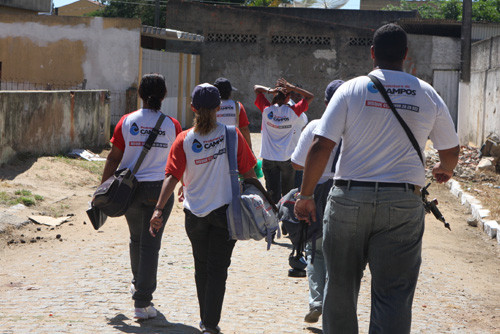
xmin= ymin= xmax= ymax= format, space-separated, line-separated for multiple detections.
xmin=225 ymin=125 xmax=244 ymax=238
xmin=235 ymin=101 xmax=240 ymax=128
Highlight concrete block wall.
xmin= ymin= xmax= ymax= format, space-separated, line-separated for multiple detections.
xmin=0 ymin=90 xmax=110 ymax=165
xmin=458 ymin=36 xmax=500 ymax=146
xmin=164 ymin=0 xmax=461 ymax=130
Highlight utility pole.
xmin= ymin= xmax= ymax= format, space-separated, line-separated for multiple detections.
xmin=461 ymin=0 xmax=472 ymax=82
xmin=154 ymin=0 xmax=160 ymax=27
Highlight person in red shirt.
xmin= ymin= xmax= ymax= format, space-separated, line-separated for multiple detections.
xmin=100 ymin=73 xmax=182 ymax=320
xmin=150 ymin=83 xmax=256 ymax=334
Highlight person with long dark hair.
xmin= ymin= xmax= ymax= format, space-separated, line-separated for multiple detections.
xmin=150 ymin=83 xmax=256 ymax=334
xmin=100 ymin=73 xmax=181 ymax=320
xmin=253 ymin=78 xmax=314 ymax=204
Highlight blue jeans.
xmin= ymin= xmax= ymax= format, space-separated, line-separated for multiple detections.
xmin=305 ymin=237 xmax=325 ymax=310
xmin=125 ymin=181 xmax=174 ymax=308
xmin=262 ymin=159 xmax=296 ymax=204
xmin=322 ymin=184 xmax=424 ymax=334
xmin=184 ymin=205 xmax=236 ymax=331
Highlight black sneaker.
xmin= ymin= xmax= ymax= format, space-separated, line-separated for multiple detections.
xmin=288 ymin=268 xmax=307 ymax=277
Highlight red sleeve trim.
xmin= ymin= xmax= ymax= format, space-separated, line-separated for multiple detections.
xmin=110 ymin=113 xmax=130 ymax=151
xmin=165 ymin=130 xmax=188 ymax=180
xmin=290 ymin=99 xmax=309 ymax=117
xmin=254 ymin=93 xmax=271 ymax=113
xmin=168 ymin=116 xmax=183 ymax=136
xmin=236 ymin=128 xmax=257 ymax=174
xmin=237 ymin=102 xmax=250 ymax=128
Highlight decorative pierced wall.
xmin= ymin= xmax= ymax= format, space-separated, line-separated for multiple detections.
xmin=206 ymin=33 xmax=257 ymax=43
xmin=271 ymin=35 xmax=331 ymax=45
xmin=348 ymin=37 xmax=372 ymax=46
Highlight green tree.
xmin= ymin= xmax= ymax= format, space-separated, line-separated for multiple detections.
xmin=383 ymin=0 xmax=500 ymax=23
xmin=85 ymin=0 xmax=168 ymax=27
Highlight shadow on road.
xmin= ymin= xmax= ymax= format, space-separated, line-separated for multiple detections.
xmin=108 ymin=312 xmax=200 ymax=333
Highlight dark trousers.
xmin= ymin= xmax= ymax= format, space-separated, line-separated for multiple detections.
xmin=262 ymin=159 xmax=296 ymax=204
xmin=125 ymin=180 xmax=174 ymax=308
xmin=184 ymin=205 xmax=236 ymax=330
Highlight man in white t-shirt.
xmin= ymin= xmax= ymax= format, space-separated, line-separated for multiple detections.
xmin=288 ymin=84 xmax=308 ymax=188
xmin=294 ymin=24 xmax=460 ymax=333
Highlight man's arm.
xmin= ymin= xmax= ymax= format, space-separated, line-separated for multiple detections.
xmin=239 ymin=126 xmax=253 ymax=151
xmin=432 ymin=145 xmax=460 ymax=183
xmin=292 ymin=162 xmax=304 ymax=171
xmin=294 ymin=135 xmax=336 ymax=223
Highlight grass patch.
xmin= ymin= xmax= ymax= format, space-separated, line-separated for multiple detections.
xmin=0 ymin=189 xmax=44 ymax=207
xmin=54 ymin=155 xmax=105 ymax=176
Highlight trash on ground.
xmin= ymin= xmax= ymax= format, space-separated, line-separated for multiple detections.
xmin=67 ymin=149 xmax=105 ymax=161
xmin=28 ymin=215 xmax=71 ymax=227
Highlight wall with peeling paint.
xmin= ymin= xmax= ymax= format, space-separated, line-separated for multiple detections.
xmin=0 ymin=90 xmax=110 ymax=164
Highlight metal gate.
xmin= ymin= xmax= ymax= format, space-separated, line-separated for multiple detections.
xmin=141 ymin=48 xmax=200 ymax=128
xmin=433 ymin=70 xmax=459 ymax=128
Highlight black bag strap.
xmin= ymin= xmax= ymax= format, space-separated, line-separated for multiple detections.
xmin=131 ymin=113 xmax=166 ymax=176
xmin=368 ymin=74 xmax=424 ymax=166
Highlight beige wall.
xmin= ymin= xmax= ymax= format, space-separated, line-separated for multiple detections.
xmin=0 ymin=14 xmax=141 ymax=123
xmin=0 ymin=14 xmax=140 ymax=89
xmin=0 ymin=90 xmax=110 ymax=165
xmin=57 ymin=0 xmax=103 ymax=17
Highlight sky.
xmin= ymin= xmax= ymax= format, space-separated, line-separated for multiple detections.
xmin=52 ymin=0 xmax=360 ymax=10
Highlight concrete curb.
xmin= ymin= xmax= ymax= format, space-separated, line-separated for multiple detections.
xmin=447 ymin=180 xmax=500 ymax=244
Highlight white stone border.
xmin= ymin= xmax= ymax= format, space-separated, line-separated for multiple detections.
xmin=447 ymin=180 xmax=500 ymax=244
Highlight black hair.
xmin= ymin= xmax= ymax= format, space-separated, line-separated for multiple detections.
xmin=373 ymin=24 xmax=407 ymax=63
xmin=138 ymin=73 xmax=167 ymax=111
xmin=218 ymin=87 xmax=231 ymax=100
xmin=271 ymin=90 xmax=290 ymax=106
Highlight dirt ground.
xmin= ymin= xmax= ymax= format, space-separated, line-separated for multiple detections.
xmin=0 ymin=133 xmax=499 ymax=333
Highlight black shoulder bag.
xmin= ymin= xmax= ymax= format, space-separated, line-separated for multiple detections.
xmin=89 ymin=113 xmax=166 ymax=227
xmin=367 ymin=74 xmax=424 ymax=166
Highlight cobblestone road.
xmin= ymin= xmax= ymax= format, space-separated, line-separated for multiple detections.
xmin=0 ymin=183 xmax=499 ymax=334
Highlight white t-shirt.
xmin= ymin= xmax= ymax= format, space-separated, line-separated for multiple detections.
xmin=254 ymin=93 xmax=309 ymax=161
xmin=111 ymin=109 xmax=181 ymax=182
xmin=314 ymin=69 xmax=459 ymax=187
xmin=289 ymin=113 xmax=308 ymax=154
xmin=165 ymin=123 xmax=256 ymax=217
xmin=291 ymin=119 xmax=338 ymax=184
xmin=216 ymin=99 xmax=250 ymax=128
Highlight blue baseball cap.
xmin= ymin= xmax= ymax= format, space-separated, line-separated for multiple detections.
xmin=191 ymin=83 xmax=221 ymax=110
xmin=325 ymin=80 xmax=345 ymax=103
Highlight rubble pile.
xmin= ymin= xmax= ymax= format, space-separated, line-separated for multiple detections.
xmin=425 ymin=144 xmax=499 ymax=183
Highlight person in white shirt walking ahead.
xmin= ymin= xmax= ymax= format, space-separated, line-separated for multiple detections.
xmin=254 ymin=78 xmax=314 ymax=204
xmin=294 ymin=24 xmax=460 ymax=333
xmin=150 ymin=83 xmax=256 ymax=334
xmin=101 ymin=73 xmax=182 ymax=320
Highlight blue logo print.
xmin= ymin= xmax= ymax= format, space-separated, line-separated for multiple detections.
xmin=192 ymin=139 xmax=203 ymax=153
xmin=267 ymin=111 xmax=274 ymax=120
xmin=367 ymin=82 xmax=378 ymax=93
xmin=130 ymin=122 xmax=139 ymax=135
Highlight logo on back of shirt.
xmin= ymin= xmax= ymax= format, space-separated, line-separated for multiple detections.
xmin=267 ymin=111 xmax=274 ymax=120
xmin=192 ymin=139 xmax=203 ymax=153
xmin=367 ymin=82 xmax=378 ymax=94
xmin=130 ymin=122 xmax=139 ymax=135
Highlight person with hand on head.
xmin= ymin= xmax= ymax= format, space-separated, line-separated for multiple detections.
xmin=150 ymin=83 xmax=256 ymax=334
xmin=253 ymin=78 xmax=314 ymax=205
xmin=290 ymin=79 xmax=344 ymax=324
xmin=294 ymin=24 xmax=459 ymax=333
xmin=100 ymin=73 xmax=182 ymax=320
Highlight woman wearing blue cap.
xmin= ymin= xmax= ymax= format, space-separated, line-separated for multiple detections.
xmin=150 ymin=83 xmax=257 ymax=334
